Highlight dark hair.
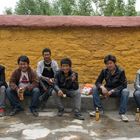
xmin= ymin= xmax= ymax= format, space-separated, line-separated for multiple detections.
xmin=17 ymin=55 xmax=30 ymax=64
xmin=42 ymin=48 xmax=51 ymax=55
xmin=61 ymin=58 xmax=72 ymax=67
xmin=104 ymin=55 xmax=116 ymax=64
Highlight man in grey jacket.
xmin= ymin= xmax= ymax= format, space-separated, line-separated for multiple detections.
xmin=134 ymin=69 xmax=140 ymax=108
xmin=36 ymin=48 xmax=59 ymax=104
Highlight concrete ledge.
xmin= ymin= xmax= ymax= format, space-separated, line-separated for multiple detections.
xmin=5 ymin=84 xmax=136 ymax=111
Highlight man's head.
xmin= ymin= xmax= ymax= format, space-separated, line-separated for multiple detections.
xmin=60 ymin=58 xmax=72 ymax=74
xmin=17 ymin=55 xmax=30 ymax=72
xmin=104 ymin=55 xmax=116 ymax=71
xmin=42 ymin=48 xmax=51 ymax=62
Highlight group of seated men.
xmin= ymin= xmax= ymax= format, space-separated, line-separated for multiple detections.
xmin=0 ymin=48 xmax=140 ymax=122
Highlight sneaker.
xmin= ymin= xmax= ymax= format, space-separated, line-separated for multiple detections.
xmin=89 ymin=110 xmax=104 ymax=117
xmin=74 ymin=112 xmax=85 ymax=120
xmin=57 ymin=109 xmax=64 ymax=117
xmin=120 ymin=114 xmax=129 ymax=122
xmin=0 ymin=108 xmax=5 ymax=117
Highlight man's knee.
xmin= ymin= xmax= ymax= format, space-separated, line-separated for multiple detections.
xmin=0 ymin=86 xmax=6 ymax=91
xmin=134 ymin=90 xmax=140 ymax=98
xmin=51 ymin=90 xmax=58 ymax=96
xmin=6 ymin=87 xmax=12 ymax=95
xmin=121 ymin=88 xmax=129 ymax=97
xmin=32 ymin=88 xmax=40 ymax=95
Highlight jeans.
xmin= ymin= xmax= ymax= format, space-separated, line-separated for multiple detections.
xmin=92 ymin=87 xmax=129 ymax=114
xmin=134 ymin=90 xmax=140 ymax=108
xmin=52 ymin=89 xmax=81 ymax=113
xmin=6 ymin=87 xmax=40 ymax=110
xmin=0 ymin=86 xmax=6 ymax=108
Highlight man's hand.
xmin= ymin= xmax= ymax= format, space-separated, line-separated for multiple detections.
xmin=58 ymin=90 xmax=64 ymax=97
xmin=41 ymin=76 xmax=54 ymax=85
xmin=108 ymin=89 xmax=114 ymax=96
xmin=71 ymin=73 xmax=76 ymax=81
xmin=49 ymin=78 xmax=54 ymax=85
xmin=100 ymin=85 xmax=108 ymax=95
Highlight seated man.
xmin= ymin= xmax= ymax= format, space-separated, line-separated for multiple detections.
xmin=134 ymin=70 xmax=140 ymax=108
xmin=36 ymin=48 xmax=59 ymax=104
xmin=52 ymin=58 xmax=84 ymax=120
xmin=0 ymin=65 xmax=7 ymax=117
xmin=6 ymin=55 xmax=40 ymax=117
xmin=90 ymin=55 xmax=129 ymax=122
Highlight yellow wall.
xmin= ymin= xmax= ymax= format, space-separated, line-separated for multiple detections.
xmin=0 ymin=27 xmax=140 ymax=83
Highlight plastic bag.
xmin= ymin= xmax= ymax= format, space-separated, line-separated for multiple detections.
xmin=81 ymin=84 xmax=93 ymax=96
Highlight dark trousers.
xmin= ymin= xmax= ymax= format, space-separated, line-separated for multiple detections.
xmin=6 ymin=87 xmax=40 ymax=110
xmin=134 ymin=90 xmax=140 ymax=108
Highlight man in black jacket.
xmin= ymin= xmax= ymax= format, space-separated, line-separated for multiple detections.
xmin=0 ymin=65 xmax=7 ymax=117
xmin=52 ymin=58 xmax=84 ymax=120
xmin=90 ymin=55 xmax=129 ymax=122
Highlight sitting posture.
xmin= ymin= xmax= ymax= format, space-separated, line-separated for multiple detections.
xmin=90 ymin=55 xmax=129 ymax=122
xmin=0 ymin=65 xmax=7 ymax=117
xmin=52 ymin=58 xmax=84 ymax=120
xmin=36 ymin=48 xmax=59 ymax=106
xmin=6 ymin=56 xmax=40 ymax=117
xmin=134 ymin=69 xmax=140 ymax=108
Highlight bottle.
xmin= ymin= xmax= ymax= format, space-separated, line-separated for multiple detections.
xmin=135 ymin=108 xmax=140 ymax=122
xmin=18 ymin=88 xmax=24 ymax=101
xmin=95 ymin=107 xmax=100 ymax=121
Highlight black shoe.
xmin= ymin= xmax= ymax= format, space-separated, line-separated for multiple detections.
xmin=57 ymin=109 xmax=64 ymax=117
xmin=31 ymin=109 xmax=39 ymax=117
xmin=74 ymin=113 xmax=85 ymax=120
xmin=9 ymin=108 xmax=23 ymax=116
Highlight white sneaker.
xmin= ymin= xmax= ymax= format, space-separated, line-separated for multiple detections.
xmin=89 ymin=110 xmax=104 ymax=117
xmin=120 ymin=114 xmax=129 ymax=122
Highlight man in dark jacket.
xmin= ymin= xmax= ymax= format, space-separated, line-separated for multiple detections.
xmin=6 ymin=56 xmax=40 ymax=117
xmin=52 ymin=58 xmax=84 ymax=120
xmin=0 ymin=65 xmax=7 ymax=117
xmin=90 ymin=55 xmax=129 ymax=122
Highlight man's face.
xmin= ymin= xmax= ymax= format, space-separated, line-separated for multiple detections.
xmin=43 ymin=52 xmax=51 ymax=62
xmin=61 ymin=64 xmax=71 ymax=74
xmin=106 ymin=60 xmax=116 ymax=71
xmin=19 ymin=61 xmax=29 ymax=72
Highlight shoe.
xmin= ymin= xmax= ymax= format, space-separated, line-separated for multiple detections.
xmin=0 ymin=108 xmax=5 ymax=117
xmin=89 ymin=110 xmax=104 ymax=117
xmin=9 ymin=108 xmax=23 ymax=116
xmin=74 ymin=112 xmax=85 ymax=120
xmin=31 ymin=109 xmax=39 ymax=117
xmin=57 ymin=109 xmax=64 ymax=117
xmin=120 ymin=114 xmax=129 ymax=122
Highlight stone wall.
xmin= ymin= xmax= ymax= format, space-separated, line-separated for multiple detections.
xmin=0 ymin=26 xmax=140 ymax=83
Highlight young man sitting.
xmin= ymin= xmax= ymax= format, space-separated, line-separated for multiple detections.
xmin=6 ymin=56 xmax=40 ymax=117
xmin=52 ymin=58 xmax=84 ymax=120
xmin=0 ymin=65 xmax=7 ymax=117
xmin=36 ymin=48 xmax=59 ymax=105
xmin=134 ymin=70 xmax=140 ymax=109
xmin=90 ymin=55 xmax=129 ymax=122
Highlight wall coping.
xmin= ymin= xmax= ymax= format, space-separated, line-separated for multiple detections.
xmin=0 ymin=15 xmax=140 ymax=28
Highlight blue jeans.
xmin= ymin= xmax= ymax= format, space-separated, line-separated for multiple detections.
xmin=0 ymin=86 xmax=6 ymax=108
xmin=134 ymin=90 xmax=140 ymax=108
xmin=6 ymin=87 xmax=40 ymax=111
xmin=92 ymin=87 xmax=129 ymax=114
